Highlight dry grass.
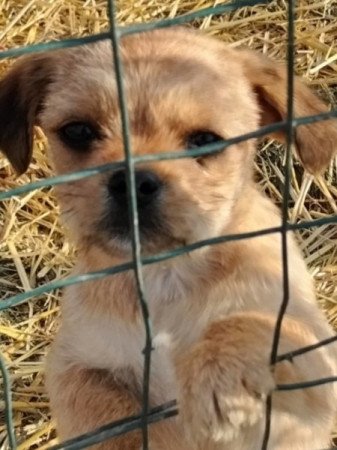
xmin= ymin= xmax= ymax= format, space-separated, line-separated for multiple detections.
xmin=0 ymin=0 xmax=336 ymax=448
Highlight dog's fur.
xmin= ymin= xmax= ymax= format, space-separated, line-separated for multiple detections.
xmin=1 ymin=28 xmax=337 ymax=449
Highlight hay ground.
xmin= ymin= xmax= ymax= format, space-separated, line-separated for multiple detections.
xmin=0 ymin=0 xmax=336 ymax=448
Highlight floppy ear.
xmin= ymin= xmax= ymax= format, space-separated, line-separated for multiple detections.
xmin=0 ymin=53 xmax=54 ymax=175
xmin=239 ymin=50 xmax=337 ymax=174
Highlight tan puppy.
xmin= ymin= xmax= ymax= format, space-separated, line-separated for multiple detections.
xmin=1 ymin=28 xmax=337 ymax=450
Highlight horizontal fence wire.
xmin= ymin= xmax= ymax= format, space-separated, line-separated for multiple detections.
xmin=276 ymin=334 xmax=337 ymax=363
xmin=48 ymin=401 xmax=178 ymax=450
xmin=0 ymin=0 xmax=267 ymax=60
xmin=1 ymin=216 xmax=337 ymax=312
xmin=1 ymin=110 xmax=337 ymax=202
xmin=1 ymin=0 xmax=337 ymax=449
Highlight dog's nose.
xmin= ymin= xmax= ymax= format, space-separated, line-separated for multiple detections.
xmin=108 ymin=170 xmax=162 ymax=207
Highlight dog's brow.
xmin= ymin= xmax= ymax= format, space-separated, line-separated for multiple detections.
xmin=130 ymin=99 xmax=156 ymax=137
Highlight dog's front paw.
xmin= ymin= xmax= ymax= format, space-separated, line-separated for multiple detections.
xmin=177 ymin=319 xmax=275 ymax=445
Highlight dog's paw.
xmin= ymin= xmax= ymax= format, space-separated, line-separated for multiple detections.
xmin=177 ymin=320 xmax=275 ymax=444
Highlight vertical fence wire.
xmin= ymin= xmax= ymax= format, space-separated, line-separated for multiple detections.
xmin=0 ymin=354 xmax=16 ymax=449
xmin=107 ymin=1 xmax=153 ymax=448
xmin=261 ymin=0 xmax=295 ymax=448
xmin=1 ymin=0 xmax=337 ymax=449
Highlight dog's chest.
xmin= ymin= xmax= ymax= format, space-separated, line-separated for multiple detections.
xmin=62 ymin=260 xmax=292 ymax=402
xmin=62 ymin=267 xmax=234 ymax=402
xmin=63 ymin=309 xmax=189 ymax=402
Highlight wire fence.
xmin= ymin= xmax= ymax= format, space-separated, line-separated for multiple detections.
xmin=1 ymin=0 xmax=337 ymax=449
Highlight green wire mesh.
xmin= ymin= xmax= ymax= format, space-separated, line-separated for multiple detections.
xmin=1 ymin=0 xmax=337 ymax=449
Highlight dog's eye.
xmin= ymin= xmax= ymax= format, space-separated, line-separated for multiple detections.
xmin=58 ymin=122 xmax=98 ymax=149
xmin=186 ymin=131 xmax=223 ymax=151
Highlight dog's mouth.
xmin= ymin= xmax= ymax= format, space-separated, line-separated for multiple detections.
xmin=101 ymin=204 xmax=164 ymax=240
xmin=98 ymin=201 xmax=183 ymax=253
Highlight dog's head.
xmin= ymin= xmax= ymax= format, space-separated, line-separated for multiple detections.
xmin=1 ymin=28 xmax=336 ymax=254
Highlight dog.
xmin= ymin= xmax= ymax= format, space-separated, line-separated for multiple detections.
xmin=1 ymin=27 xmax=337 ymax=450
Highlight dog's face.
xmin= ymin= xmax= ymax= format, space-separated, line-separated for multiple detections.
xmin=0 ymin=28 xmax=336 ymax=255
xmin=39 ymin=31 xmax=259 ymax=253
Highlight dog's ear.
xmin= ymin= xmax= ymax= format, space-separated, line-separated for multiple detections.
xmin=0 ymin=53 xmax=54 ymax=175
xmin=238 ymin=50 xmax=337 ymax=174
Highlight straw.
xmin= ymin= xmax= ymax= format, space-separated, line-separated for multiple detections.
xmin=0 ymin=0 xmax=336 ymax=448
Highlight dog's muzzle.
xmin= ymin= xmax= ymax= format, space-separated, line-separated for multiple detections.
xmin=108 ymin=169 xmax=162 ymax=207
xmin=102 ymin=169 xmax=164 ymax=239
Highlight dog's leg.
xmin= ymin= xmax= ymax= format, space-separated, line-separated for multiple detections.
xmin=47 ymin=363 xmax=191 ymax=450
xmin=47 ymin=364 xmax=142 ymax=449
xmin=176 ymin=312 xmax=337 ymax=450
